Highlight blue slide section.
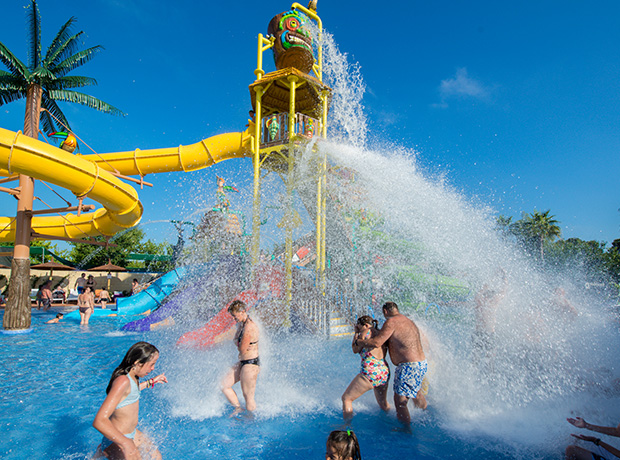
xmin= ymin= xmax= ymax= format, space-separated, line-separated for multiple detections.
xmin=121 ymin=256 xmax=241 ymax=332
xmin=64 ymin=266 xmax=190 ymax=321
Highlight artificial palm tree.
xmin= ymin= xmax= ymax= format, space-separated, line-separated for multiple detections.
xmin=0 ymin=0 xmax=123 ymax=330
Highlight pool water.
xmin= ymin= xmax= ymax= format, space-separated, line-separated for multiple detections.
xmin=0 ymin=308 xmax=583 ymax=459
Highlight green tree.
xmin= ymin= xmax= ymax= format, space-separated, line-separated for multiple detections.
xmin=513 ymin=210 xmax=561 ymax=263
xmin=495 ymin=214 xmax=514 ymax=238
xmin=0 ymin=0 xmax=123 ymax=330
xmin=69 ymin=228 xmax=146 ymax=269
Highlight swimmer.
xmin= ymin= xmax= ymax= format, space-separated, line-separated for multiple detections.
xmin=221 ymin=300 xmax=260 ymax=415
xmin=326 ymin=430 xmax=362 ymax=460
xmin=566 ymin=416 xmax=620 ymax=460
xmin=342 ymin=315 xmax=390 ymax=421
xmin=93 ymin=341 xmax=167 ymax=460
xmin=45 ymin=313 xmax=64 ymax=324
xmin=78 ymin=286 xmax=94 ymax=326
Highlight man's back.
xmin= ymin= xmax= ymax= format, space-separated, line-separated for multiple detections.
xmin=387 ymin=314 xmax=425 ymax=365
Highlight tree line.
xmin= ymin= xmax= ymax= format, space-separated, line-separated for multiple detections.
xmin=496 ymin=210 xmax=620 ymax=288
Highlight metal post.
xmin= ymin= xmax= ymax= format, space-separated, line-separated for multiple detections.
xmin=251 ymin=86 xmax=264 ymax=267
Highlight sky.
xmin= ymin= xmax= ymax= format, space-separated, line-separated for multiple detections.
xmin=1 ymin=0 xmax=619 ymax=252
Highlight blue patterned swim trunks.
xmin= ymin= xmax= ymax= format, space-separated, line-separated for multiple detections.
xmin=394 ymin=360 xmax=428 ymax=398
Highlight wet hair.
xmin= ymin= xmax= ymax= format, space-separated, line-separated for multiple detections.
xmin=356 ymin=315 xmax=378 ymax=329
xmin=106 ymin=342 xmax=159 ymax=394
xmin=327 ymin=430 xmax=362 ymax=460
xmin=228 ymin=300 xmax=247 ymax=314
xmin=382 ymin=301 xmax=399 ymax=314
xmin=56 ymin=313 xmax=63 ymax=319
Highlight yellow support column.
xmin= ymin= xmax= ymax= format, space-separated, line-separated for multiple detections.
xmin=320 ymin=90 xmax=329 ymax=293
xmin=251 ymin=85 xmax=264 ymax=267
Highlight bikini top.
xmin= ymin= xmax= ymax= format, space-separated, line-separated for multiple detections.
xmin=237 ymin=317 xmax=258 ymax=346
xmin=116 ymin=374 xmax=140 ymax=409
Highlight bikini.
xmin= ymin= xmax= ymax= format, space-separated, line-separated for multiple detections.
xmin=237 ymin=318 xmax=259 ymax=368
xmin=100 ymin=375 xmax=140 ymax=451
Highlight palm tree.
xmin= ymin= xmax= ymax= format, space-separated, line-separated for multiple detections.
xmin=495 ymin=214 xmax=513 ymax=238
xmin=0 ymin=0 xmax=123 ymax=330
xmin=522 ymin=210 xmax=561 ymax=263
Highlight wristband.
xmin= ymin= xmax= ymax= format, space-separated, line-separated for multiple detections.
xmin=595 ymin=438 xmax=601 ymax=446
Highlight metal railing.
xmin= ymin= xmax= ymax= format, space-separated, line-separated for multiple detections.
xmin=260 ymin=113 xmax=319 ymax=148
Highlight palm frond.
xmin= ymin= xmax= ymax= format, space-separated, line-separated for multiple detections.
xmin=26 ymin=0 xmax=42 ymax=70
xmin=47 ymin=75 xmax=98 ymax=90
xmin=47 ymin=89 xmax=125 ymax=116
xmin=46 ymin=31 xmax=85 ymax=69
xmin=51 ymin=46 xmax=103 ymax=78
xmin=0 ymin=41 xmax=30 ymax=80
xmin=43 ymin=17 xmax=77 ymax=66
xmin=0 ymin=89 xmax=27 ymax=106
xmin=41 ymin=92 xmax=71 ymax=132
xmin=31 ymin=65 xmax=57 ymax=83
xmin=0 ymin=73 xmax=27 ymax=92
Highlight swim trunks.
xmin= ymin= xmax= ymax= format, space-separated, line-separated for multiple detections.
xmin=359 ymin=349 xmax=389 ymax=387
xmin=41 ymin=298 xmax=51 ymax=310
xmin=100 ymin=428 xmax=136 ymax=451
xmin=239 ymin=357 xmax=260 ymax=368
xmin=393 ymin=360 xmax=428 ymax=398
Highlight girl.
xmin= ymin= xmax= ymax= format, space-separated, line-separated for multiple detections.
xmin=78 ymin=285 xmax=94 ymax=326
xmin=326 ymin=430 xmax=362 ymax=460
xmin=93 ymin=342 xmax=167 ymax=460
xmin=341 ymin=315 xmax=390 ymax=421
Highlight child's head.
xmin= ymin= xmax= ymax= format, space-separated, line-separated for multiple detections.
xmin=106 ymin=342 xmax=159 ymax=393
xmin=56 ymin=313 xmax=63 ymax=319
xmin=326 ymin=430 xmax=362 ymax=460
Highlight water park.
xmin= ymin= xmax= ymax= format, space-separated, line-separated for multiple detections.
xmin=1 ymin=1 xmax=619 ymax=459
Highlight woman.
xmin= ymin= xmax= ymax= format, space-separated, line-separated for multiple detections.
xmin=78 ymin=286 xmax=95 ymax=326
xmin=86 ymin=274 xmax=96 ymax=291
xmin=93 ymin=341 xmax=167 ymax=460
xmin=221 ymin=300 xmax=260 ymax=415
xmin=341 ymin=315 xmax=390 ymax=421
xmin=99 ymin=288 xmax=112 ymax=309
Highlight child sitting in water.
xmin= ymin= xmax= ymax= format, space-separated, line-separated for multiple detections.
xmin=93 ymin=341 xmax=167 ymax=460
xmin=326 ymin=430 xmax=362 ymax=460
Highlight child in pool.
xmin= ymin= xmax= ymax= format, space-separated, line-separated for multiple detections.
xmin=93 ymin=342 xmax=167 ymax=460
xmin=326 ymin=430 xmax=362 ymax=460
xmin=45 ymin=313 xmax=64 ymax=324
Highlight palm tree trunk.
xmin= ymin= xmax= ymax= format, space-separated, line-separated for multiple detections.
xmin=3 ymin=84 xmax=40 ymax=330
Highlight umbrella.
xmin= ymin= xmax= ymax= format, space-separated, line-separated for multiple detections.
xmin=30 ymin=261 xmax=75 ymax=279
xmin=88 ymin=262 xmax=127 ymax=290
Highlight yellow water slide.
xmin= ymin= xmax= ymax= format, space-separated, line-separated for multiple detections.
xmin=0 ymin=126 xmax=253 ymax=242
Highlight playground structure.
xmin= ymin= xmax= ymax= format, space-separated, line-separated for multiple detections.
xmin=1 ymin=2 xmax=468 ymax=334
xmin=0 ymin=2 xmax=334 ymax=331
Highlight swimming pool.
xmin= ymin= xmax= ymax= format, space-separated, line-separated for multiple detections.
xmin=0 ymin=307 xmax=609 ymax=460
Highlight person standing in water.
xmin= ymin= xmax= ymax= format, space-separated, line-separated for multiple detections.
xmin=78 ymin=286 xmax=95 ymax=326
xmin=341 ymin=315 xmax=390 ymax=421
xmin=357 ymin=301 xmax=427 ymax=427
xmin=93 ymin=341 xmax=167 ymax=460
xmin=221 ymin=300 xmax=260 ymax=415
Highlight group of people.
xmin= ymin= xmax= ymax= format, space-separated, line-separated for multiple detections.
xmin=92 ymin=297 xmax=614 ymax=459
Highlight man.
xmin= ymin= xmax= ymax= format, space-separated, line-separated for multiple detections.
xmin=357 ymin=301 xmax=427 ymax=426
xmin=221 ymin=300 xmax=260 ymax=415
xmin=39 ymin=281 xmax=53 ymax=311
xmin=75 ymin=273 xmax=87 ymax=294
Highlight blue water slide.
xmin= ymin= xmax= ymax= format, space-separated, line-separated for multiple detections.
xmin=64 ymin=266 xmax=190 ymax=321
xmin=121 ymin=256 xmax=242 ymax=332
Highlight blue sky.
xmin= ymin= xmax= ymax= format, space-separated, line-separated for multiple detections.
xmin=1 ymin=0 xmax=619 ymax=251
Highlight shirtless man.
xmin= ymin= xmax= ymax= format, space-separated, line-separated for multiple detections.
xmin=357 ymin=301 xmax=427 ymax=426
xmin=566 ymin=416 xmax=620 ymax=459
xmin=221 ymin=300 xmax=260 ymax=415
xmin=39 ymin=281 xmax=53 ymax=311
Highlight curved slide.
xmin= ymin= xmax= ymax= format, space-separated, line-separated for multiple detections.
xmin=176 ymin=290 xmax=263 ymax=349
xmin=0 ymin=126 xmax=252 ymax=242
xmin=63 ymin=266 xmax=190 ymax=321
xmin=121 ymin=256 xmax=242 ymax=332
